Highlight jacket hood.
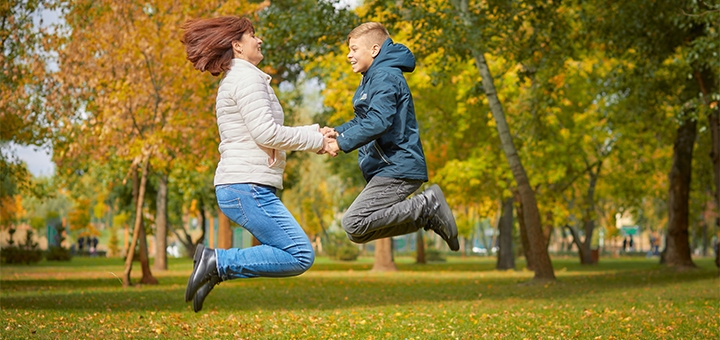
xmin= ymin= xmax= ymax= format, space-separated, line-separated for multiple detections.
xmin=365 ymin=38 xmax=415 ymax=75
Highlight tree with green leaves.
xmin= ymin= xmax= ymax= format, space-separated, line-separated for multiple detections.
xmin=362 ymin=0 xmax=556 ymax=279
xmin=584 ymin=0 xmax=719 ymax=268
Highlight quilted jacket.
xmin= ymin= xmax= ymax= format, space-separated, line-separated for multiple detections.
xmin=214 ymin=59 xmax=324 ymax=189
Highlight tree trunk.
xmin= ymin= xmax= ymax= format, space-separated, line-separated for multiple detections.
xmin=515 ymin=189 xmax=534 ymax=271
xmin=153 ymin=173 xmax=168 ymax=271
xmin=496 ymin=196 xmax=515 ymax=270
xmin=217 ymin=208 xmax=232 ymax=249
xmin=451 ymin=0 xmax=554 ymax=280
xmin=372 ymin=238 xmax=397 ymax=271
xmin=416 ymin=230 xmax=426 ymax=264
xmin=198 ymin=199 xmax=208 ymax=248
xmin=123 ymin=156 xmax=157 ymax=287
xmin=472 ymin=51 xmax=555 ymax=280
xmin=693 ymin=69 xmax=719 ymax=274
xmin=701 ymin=216 xmax=708 ymax=257
xmin=663 ymin=115 xmax=697 ymax=268
xmin=572 ymin=222 xmax=592 ymax=264
xmin=578 ymin=161 xmax=602 ymax=265
xmin=138 ymin=218 xmax=158 ymax=284
xmin=175 ymin=210 xmax=196 ymax=258
xmin=315 ymin=235 xmax=323 ymax=255
xmin=578 ymin=218 xmax=595 ymax=264
xmin=543 ymin=211 xmax=554 ymax=250
xmin=311 ymin=205 xmax=328 ymax=254
xmin=122 ymin=224 xmax=129 ymax=257
xmin=206 ymin=209 xmax=215 ymax=248
xmin=565 ymin=224 xmax=582 ymax=255
xmin=709 ymin=106 xmax=720 ymax=275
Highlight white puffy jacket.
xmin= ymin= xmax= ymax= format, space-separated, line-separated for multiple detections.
xmin=214 ymin=59 xmax=323 ymax=189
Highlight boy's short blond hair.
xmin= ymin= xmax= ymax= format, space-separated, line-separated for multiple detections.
xmin=347 ymin=22 xmax=390 ymax=47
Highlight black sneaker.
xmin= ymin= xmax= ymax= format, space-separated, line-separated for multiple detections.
xmin=424 ymin=185 xmax=460 ymax=251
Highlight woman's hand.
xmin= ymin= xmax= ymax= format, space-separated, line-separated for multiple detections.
xmin=319 ymin=134 xmax=339 ymax=157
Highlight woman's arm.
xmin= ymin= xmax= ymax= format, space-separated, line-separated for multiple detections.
xmin=232 ymin=74 xmax=324 ymax=152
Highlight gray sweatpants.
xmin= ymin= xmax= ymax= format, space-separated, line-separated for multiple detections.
xmin=341 ymin=176 xmax=427 ymax=243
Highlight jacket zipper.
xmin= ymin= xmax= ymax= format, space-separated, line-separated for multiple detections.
xmin=373 ymin=142 xmax=391 ymax=165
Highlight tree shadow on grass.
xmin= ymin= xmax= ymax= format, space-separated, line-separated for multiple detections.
xmin=2 ymin=278 xmax=128 ymax=292
xmin=1 ymin=261 xmax=716 ymax=313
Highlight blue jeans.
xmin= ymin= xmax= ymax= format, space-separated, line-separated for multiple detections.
xmin=214 ymin=183 xmax=315 ymax=281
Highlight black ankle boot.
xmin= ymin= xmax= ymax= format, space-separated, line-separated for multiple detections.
xmin=423 ymin=185 xmax=460 ymax=251
xmin=193 ymin=275 xmax=222 ymax=312
xmin=185 ymin=245 xmax=220 ymax=303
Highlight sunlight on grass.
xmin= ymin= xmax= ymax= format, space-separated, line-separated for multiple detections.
xmin=1 ymin=256 xmax=718 ymax=339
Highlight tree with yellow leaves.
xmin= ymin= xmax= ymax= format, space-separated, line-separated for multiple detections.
xmin=48 ymin=0 xmax=270 ymax=286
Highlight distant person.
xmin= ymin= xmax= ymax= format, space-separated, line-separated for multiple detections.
xmin=90 ymin=237 xmax=99 ymax=256
xmin=622 ymin=238 xmax=628 ymax=252
xmin=646 ymin=235 xmax=656 ymax=257
xmin=653 ymin=235 xmax=660 ymax=255
xmin=180 ymin=16 xmax=338 ymax=313
xmin=77 ymin=237 xmax=85 ymax=251
xmin=649 ymin=235 xmax=656 ymax=250
xmin=322 ymin=22 xmax=459 ymax=251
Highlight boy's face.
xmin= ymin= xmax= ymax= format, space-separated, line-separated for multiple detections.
xmin=347 ymin=35 xmax=380 ymax=74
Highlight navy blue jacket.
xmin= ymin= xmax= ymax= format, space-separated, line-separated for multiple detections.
xmin=335 ymin=38 xmax=428 ymax=183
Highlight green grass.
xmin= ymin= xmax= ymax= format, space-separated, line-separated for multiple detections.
xmin=1 ymin=255 xmax=718 ymax=339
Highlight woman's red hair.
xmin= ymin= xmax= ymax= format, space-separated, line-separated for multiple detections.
xmin=181 ymin=16 xmax=254 ymax=77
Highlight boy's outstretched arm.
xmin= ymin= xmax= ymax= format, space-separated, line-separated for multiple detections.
xmin=336 ymin=72 xmax=406 ymax=153
xmin=336 ymin=88 xmax=398 ymax=152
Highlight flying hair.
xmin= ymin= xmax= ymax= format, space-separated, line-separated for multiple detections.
xmin=180 ymin=16 xmax=254 ymax=76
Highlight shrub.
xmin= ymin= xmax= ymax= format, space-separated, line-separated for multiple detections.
xmin=1 ymin=246 xmax=44 ymax=264
xmin=46 ymin=246 xmax=72 ymax=261
xmin=336 ymin=244 xmax=360 ymax=261
xmin=424 ymin=247 xmax=446 ymax=262
xmin=323 ymin=231 xmax=360 ymax=261
xmin=1 ymin=229 xmax=44 ymax=264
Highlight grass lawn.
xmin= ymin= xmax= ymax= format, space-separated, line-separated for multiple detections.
xmin=1 ymin=255 xmax=718 ymax=339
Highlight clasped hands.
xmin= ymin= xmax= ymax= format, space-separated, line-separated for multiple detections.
xmin=318 ymin=126 xmax=340 ymax=157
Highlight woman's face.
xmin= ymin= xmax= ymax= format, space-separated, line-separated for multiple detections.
xmin=233 ymin=31 xmax=263 ymax=66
